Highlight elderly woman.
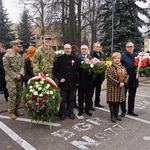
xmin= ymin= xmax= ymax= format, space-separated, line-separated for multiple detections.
xmin=106 ymin=52 xmax=128 ymax=123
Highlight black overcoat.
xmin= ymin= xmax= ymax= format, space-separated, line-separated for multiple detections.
xmin=121 ymin=51 xmax=138 ymax=88
xmin=78 ymin=54 xmax=93 ymax=89
xmin=53 ymin=54 xmax=80 ymax=90
xmin=0 ymin=52 xmax=6 ymax=83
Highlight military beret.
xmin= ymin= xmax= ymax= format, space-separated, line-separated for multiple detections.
xmin=43 ymin=35 xmax=52 ymax=40
xmin=10 ymin=41 xmax=20 ymax=46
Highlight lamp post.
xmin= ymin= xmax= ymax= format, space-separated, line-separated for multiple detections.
xmin=111 ymin=0 xmax=116 ymax=55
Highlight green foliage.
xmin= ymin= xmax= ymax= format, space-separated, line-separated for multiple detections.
xmin=100 ymin=0 xmax=150 ymax=53
xmin=139 ymin=66 xmax=150 ymax=77
xmin=81 ymin=58 xmax=107 ymax=78
xmin=0 ymin=0 xmax=15 ymax=48
xmin=22 ymin=79 xmax=61 ymax=121
xmin=18 ymin=9 xmax=32 ymax=49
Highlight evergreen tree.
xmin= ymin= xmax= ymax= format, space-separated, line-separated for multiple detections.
xmin=0 ymin=0 xmax=15 ymax=49
xmin=18 ymin=8 xmax=32 ymax=49
xmin=100 ymin=0 xmax=150 ymax=54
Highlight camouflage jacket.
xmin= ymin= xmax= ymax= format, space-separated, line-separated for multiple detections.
xmin=33 ymin=45 xmax=55 ymax=76
xmin=3 ymin=49 xmax=24 ymax=81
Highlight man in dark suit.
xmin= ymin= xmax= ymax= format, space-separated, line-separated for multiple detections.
xmin=90 ymin=42 xmax=105 ymax=108
xmin=0 ymin=43 xmax=8 ymax=102
xmin=121 ymin=42 xmax=139 ymax=117
xmin=53 ymin=44 xmax=80 ymax=121
xmin=78 ymin=45 xmax=93 ymax=116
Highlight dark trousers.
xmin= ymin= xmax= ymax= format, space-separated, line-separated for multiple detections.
xmin=59 ymin=89 xmax=75 ymax=116
xmin=121 ymin=87 xmax=137 ymax=112
xmin=0 ymin=81 xmax=8 ymax=99
xmin=78 ymin=88 xmax=92 ymax=112
xmin=91 ymin=81 xmax=102 ymax=106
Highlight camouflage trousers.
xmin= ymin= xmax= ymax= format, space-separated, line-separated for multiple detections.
xmin=6 ymin=79 xmax=23 ymax=113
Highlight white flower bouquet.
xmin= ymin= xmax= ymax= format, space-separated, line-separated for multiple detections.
xmin=81 ymin=57 xmax=107 ymax=78
xmin=55 ymin=50 xmax=64 ymax=57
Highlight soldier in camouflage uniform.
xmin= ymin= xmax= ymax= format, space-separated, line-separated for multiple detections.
xmin=3 ymin=41 xmax=24 ymax=120
xmin=33 ymin=35 xmax=55 ymax=77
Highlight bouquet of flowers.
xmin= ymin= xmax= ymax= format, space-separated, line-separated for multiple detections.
xmin=22 ymin=73 xmax=61 ymax=121
xmin=55 ymin=50 xmax=64 ymax=57
xmin=81 ymin=57 xmax=107 ymax=78
xmin=135 ymin=52 xmax=150 ymax=78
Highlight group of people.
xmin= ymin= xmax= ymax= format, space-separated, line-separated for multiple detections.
xmin=0 ymin=35 xmax=139 ymax=123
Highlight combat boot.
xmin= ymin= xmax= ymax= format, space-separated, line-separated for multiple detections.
xmin=9 ymin=113 xmax=17 ymax=120
xmin=15 ymin=110 xmax=24 ymax=116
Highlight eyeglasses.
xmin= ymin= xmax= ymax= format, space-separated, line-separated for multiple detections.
xmin=64 ymin=48 xmax=71 ymax=50
xmin=126 ymin=46 xmax=134 ymax=48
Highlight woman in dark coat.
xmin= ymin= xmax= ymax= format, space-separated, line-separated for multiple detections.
xmin=24 ymin=46 xmax=36 ymax=86
xmin=106 ymin=52 xmax=128 ymax=123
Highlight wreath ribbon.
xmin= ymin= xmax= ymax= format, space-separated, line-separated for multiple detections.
xmin=136 ymin=52 xmax=144 ymax=79
xmin=28 ymin=72 xmax=58 ymax=89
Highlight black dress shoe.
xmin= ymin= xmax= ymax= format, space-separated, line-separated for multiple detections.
xmin=74 ymin=104 xmax=78 ymax=108
xmin=60 ymin=115 xmax=66 ymax=121
xmin=90 ymin=107 xmax=95 ymax=111
xmin=121 ymin=111 xmax=126 ymax=117
xmin=69 ymin=113 xmax=75 ymax=119
xmin=78 ymin=111 xmax=83 ymax=116
xmin=85 ymin=111 xmax=92 ymax=116
xmin=95 ymin=104 xmax=104 ymax=108
xmin=128 ymin=111 xmax=138 ymax=117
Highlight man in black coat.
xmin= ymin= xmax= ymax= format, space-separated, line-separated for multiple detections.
xmin=0 ymin=43 xmax=8 ymax=102
xmin=53 ymin=44 xmax=80 ymax=120
xmin=121 ymin=42 xmax=138 ymax=117
xmin=78 ymin=45 xmax=93 ymax=116
xmin=90 ymin=42 xmax=105 ymax=108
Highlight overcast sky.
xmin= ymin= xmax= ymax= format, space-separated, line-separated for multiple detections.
xmin=3 ymin=0 xmax=149 ymax=32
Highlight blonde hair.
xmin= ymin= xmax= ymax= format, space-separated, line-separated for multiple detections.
xmin=111 ymin=52 xmax=121 ymax=60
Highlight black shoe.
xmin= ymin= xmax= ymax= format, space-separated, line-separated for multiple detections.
xmin=85 ymin=111 xmax=92 ymax=116
xmin=121 ymin=111 xmax=126 ymax=117
xmin=60 ymin=115 xmax=66 ymax=121
xmin=128 ymin=111 xmax=138 ymax=117
xmin=78 ymin=111 xmax=83 ymax=116
xmin=111 ymin=116 xmax=116 ymax=123
xmin=90 ymin=107 xmax=95 ymax=111
xmin=69 ymin=113 xmax=75 ymax=120
xmin=95 ymin=104 xmax=104 ymax=108
xmin=74 ymin=104 xmax=78 ymax=108
xmin=5 ymin=98 xmax=8 ymax=102
xmin=116 ymin=115 xmax=122 ymax=121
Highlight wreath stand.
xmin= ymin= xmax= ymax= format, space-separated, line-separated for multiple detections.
xmin=29 ymin=119 xmax=61 ymax=129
